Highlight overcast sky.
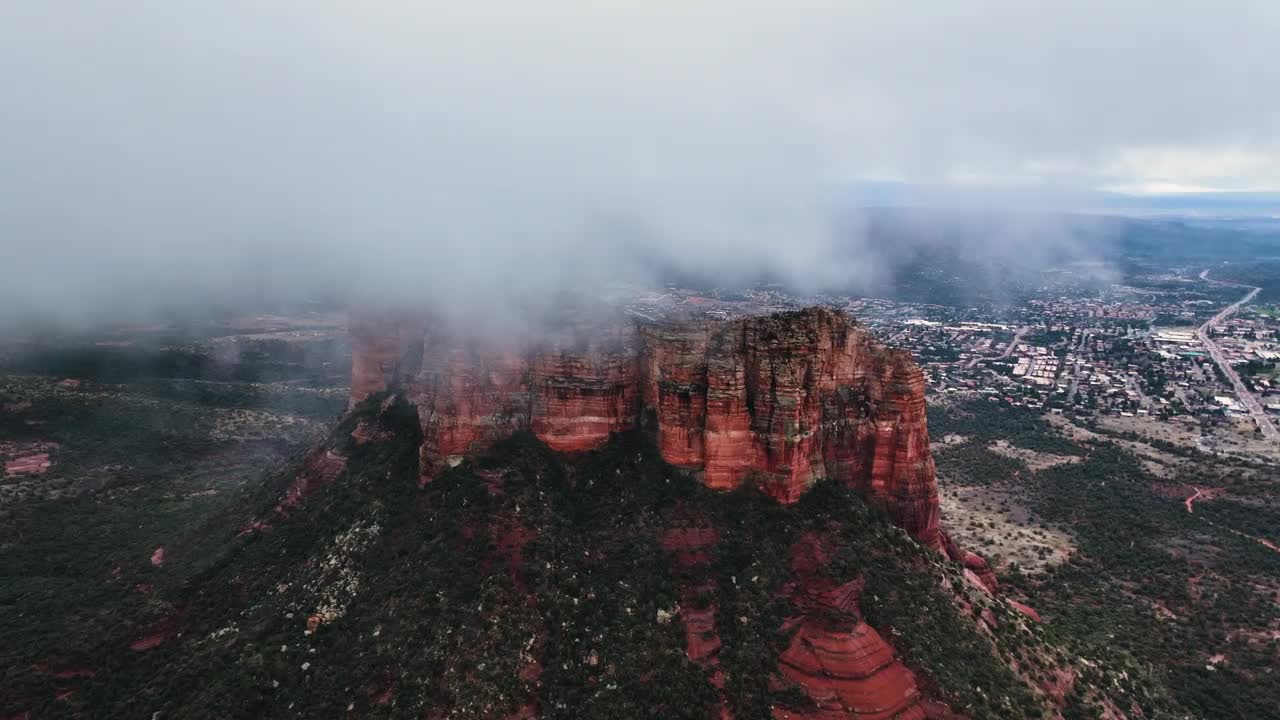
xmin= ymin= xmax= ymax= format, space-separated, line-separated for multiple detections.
xmin=2 ymin=1 xmax=1278 ymax=326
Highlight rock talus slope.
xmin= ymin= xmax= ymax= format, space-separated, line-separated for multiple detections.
xmin=350 ymin=307 xmax=943 ymax=550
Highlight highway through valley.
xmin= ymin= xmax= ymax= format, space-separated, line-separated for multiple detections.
xmin=1197 ymin=269 xmax=1277 ymax=441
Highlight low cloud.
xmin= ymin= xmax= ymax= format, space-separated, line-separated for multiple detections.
xmin=1 ymin=1 xmax=1276 ymax=329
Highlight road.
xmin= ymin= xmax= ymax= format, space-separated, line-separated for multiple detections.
xmin=1196 ymin=269 xmax=1278 ymax=441
xmin=1126 ymin=374 xmax=1151 ymax=410
xmin=1000 ymin=326 xmax=1030 ymax=359
xmin=967 ymin=325 xmax=1030 ymax=369
xmin=1065 ymin=329 xmax=1091 ymax=403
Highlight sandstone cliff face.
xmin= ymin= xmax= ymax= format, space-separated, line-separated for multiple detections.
xmin=350 ymin=307 xmax=942 ymax=550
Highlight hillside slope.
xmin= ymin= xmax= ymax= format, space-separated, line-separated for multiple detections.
xmin=14 ymin=394 xmax=1179 ymax=720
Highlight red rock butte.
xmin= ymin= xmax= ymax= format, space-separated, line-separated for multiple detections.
xmin=349 ymin=306 xmax=944 ymax=551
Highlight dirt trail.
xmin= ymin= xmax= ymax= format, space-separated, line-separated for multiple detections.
xmin=1213 ymin=522 xmax=1280 ymax=555
xmin=1184 ymin=487 xmax=1204 ymax=514
xmin=1179 ymin=484 xmax=1277 ymax=553
xmin=1190 ymin=504 xmax=1280 ymax=555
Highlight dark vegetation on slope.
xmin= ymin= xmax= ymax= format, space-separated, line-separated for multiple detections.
xmin=3 ymin=334 xmax=347 ymax=385
xmin=1023 ymin=446 xmax=1280 ymax=720
xmin=1212 ymin=260 xmax=1280 ymax=302
xmin=928 ymin=403 xmax=1084 ymax=457
xmin=0 ymin=344 xmax=347 ymax=717
xmin=930 ymin=399 xmax=1280 ymax=720
xmin=6 ymin=394 xmax=1174 ymax=719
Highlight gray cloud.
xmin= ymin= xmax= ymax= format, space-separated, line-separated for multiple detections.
xmin=1 ymin=1 xmax=1278 ymax=328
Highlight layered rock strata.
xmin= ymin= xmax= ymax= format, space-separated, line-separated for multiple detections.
xmin=775 ymin=533 xmax=936 ymax=720
xmin=350 ymin=307 xmax=942 ymax=550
